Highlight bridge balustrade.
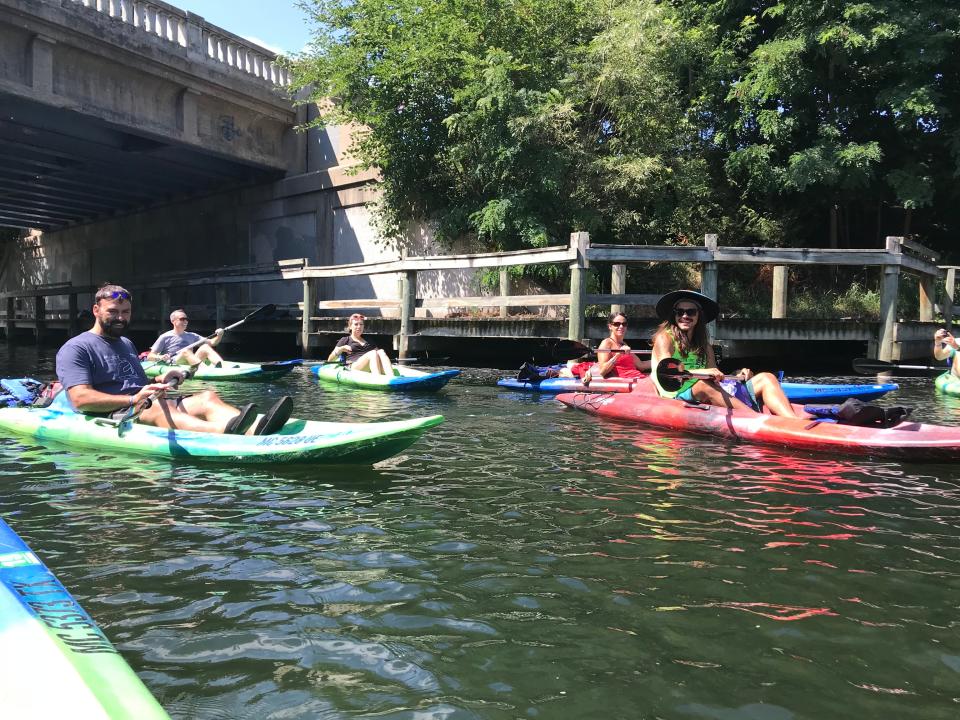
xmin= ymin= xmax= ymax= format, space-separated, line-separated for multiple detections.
xmin=64 ymin=0 xmax=289 ymax=86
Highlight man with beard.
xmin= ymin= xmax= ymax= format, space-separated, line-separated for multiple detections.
xmin=55 ymin=284 xmax=291 ymax=435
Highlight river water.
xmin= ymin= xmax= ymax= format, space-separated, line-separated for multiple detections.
xmin=1 ymin=344 xmax=958 ymax=719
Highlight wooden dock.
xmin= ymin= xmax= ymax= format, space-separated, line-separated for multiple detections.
xmin=2 ymin=234 xmax=950 ymax=363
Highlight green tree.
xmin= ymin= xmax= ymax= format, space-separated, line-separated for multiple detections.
xmin=681 ymin=0 xmax=960 ymax=250
xmin=290 ymin=0 xmax=600 ymax=250
xmin=289 ymin=0 xmax=960 ymax=257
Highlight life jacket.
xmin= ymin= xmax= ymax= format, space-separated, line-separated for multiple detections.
xmin=0 ymin=378 xmax=55 ymax=408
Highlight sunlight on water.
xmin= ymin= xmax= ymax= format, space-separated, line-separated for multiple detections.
xmin=0 ymin=348 xmax=958 ymax=718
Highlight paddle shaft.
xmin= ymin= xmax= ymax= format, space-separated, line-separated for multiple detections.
xmin=179 ymin=304 xmax=276 ymax=355
xmin=552 ymin=339 xmax=651 ymax=362
xmin=852 ymin=357 xmax=945 ymax=374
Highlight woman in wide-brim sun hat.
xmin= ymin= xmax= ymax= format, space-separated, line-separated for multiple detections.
xmin=650 ymin=289 xmax=797 ymax=416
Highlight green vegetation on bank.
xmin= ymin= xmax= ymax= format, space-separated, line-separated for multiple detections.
xmin=289 ymin=0 xmax=959 ymax=257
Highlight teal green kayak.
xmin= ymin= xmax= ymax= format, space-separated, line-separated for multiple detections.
xmin=935 ymin=371 xmax=960 ymax=396
xmin=311 ymin=363 xmax=459 ymax=391
xmin=0 ymin=516 xmax=169 ymax=718
xmin=141 ymin=359 xmax=301 ymax=381
xmin=0 ymin=404 xmax=443 ymax=464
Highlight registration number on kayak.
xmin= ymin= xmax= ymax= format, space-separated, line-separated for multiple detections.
xmin=255 ymin=432 xmax=348 ymax=447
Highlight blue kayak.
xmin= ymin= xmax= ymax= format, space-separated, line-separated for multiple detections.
xmin=497 ymin=373 xmax=898 ymax=403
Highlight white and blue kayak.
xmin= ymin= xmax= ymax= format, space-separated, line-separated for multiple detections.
xmin=0 ymin=517 xmax=169 ymax=718
xmin=311 ymin=363 xmax=460 ymax=391
xmin=498 ymin=368 xmax=897 ymax=403
xmin=142 ymin=359 xmax=301 ymax=382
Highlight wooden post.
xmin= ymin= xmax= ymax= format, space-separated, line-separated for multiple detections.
xmin=68 ymin=292 xmax=78 ymax=338
xmin=919 ymin=273 xmax=934 ymax=323
xmin=944 ymin=267 xmax=956 ymax=330
xmin=701 ymin=234 xmax=719 ymax=341
xmin=301 ymin=278 xmax=316 ymax=355
xmin=35 ymin=295 xmax=45 ymax=344
xmin=398 ymin=270 xmax=417 ymax=360
xmin=499 ymin=268 xmax=510 ymax=319
xmin=158 ymin=287 xmax=170 ymax=335
xmin=6 ymin=297 xmax=14 ymax=343
xmin=215 ymin=284 xmax=227 ymax=330
xmin=611 ymin=264 xmax=626 ymax=316
xmin=568 ymin=232 xmax=590 ymax=341
xmin=771 ymin=265 xmax=788 ymax=319
xmin=878 ymin=237 xmax=902 ymax=362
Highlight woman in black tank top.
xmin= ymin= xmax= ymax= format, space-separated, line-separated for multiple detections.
xmin=328 ymin=313 xmax=395 ymax=376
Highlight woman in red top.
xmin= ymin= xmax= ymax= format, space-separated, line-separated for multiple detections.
xmin=583 ymin=312 xmax=650 ymax=383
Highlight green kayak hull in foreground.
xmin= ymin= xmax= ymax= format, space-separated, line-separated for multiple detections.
xmin=935 ymin=371 xmax=960 ymax=396
xmin=142 ymin=359 xmax=301 ymax=381
xmin=0 ymin=407 xmax=443 ymax=464
xmin=0 ymin=517 xmax=169 ymax=719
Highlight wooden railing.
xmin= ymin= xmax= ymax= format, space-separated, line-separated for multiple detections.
xmin=2 ymin=234 xmax=944 ymax=362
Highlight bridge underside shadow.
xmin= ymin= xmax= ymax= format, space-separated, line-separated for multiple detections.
xmin=0 ymin=94 xmax=282 ymax=231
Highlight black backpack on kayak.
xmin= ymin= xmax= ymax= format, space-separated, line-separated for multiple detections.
xmin=804 ymin=398 xmax=912 ymax=429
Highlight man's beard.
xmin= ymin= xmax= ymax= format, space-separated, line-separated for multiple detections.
xmin=98 ymin=318 xmax=128 ymax=338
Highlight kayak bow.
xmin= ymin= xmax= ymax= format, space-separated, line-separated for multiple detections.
xmin=0 ymin=517 xmax=169 ymax=718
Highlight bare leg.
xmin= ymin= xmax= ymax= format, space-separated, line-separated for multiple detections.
xmin=749 ymin=372 xmax=798 ymax=417
xmin=376 ymin=349 xmax=394 ymax=376
xmin=351 ymin=353 xmax=372 ymax=372
xmin=140 ymin=394 xmax=237 ymax=433
xmin=194 ymin=345 xmax=224 ymax=365
xmin=178 ymin=346 xmax=223 ymax=366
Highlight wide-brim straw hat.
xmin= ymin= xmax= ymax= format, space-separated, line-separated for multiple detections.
xmin=656 ymin=290 xmax=720 ymax=323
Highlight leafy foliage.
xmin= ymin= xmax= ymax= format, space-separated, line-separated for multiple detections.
xmin=289 ymin=0 xmax=960 ymax=259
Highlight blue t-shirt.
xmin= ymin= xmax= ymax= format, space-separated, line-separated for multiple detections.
xmin=151 ymin=330 xmax=202 ymax=356
xmin=56 ymin=332 xmax=148 ymax=396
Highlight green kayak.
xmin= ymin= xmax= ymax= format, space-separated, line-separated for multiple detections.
xmin=141 ymin=359 xmax=301 ymax=382
xmin=311 ymin=364 xmax=459 ymax=391
xmin=0 ymin=404 xmax=443 ymax=464
xmin=935 ymin=371 xmax=960 ymax=396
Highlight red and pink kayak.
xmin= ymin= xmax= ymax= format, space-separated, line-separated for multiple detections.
xmin=556 ymin=379 xmax=960 ymax=461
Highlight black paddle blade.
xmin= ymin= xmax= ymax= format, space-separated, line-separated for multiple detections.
xmin=552 ymin=339 xmax=593 ymax=362
xmin=246 ymin=303 xmax=276 ymax=321
xmin=655 ymin=358 xmax=685 ymax=393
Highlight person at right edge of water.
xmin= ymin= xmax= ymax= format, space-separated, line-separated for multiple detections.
xmin=933 ymin=328 xmax=960 ymax=378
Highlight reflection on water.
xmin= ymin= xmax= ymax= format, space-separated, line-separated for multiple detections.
xmin=1 ymin=346 xmax=959 ymax=718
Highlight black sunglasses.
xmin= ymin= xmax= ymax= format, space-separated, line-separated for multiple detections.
xmin=674 ymin=307 xmax=699 ymax=317
xmin=176 ymin=317 xmax=189 ymax=321
xmin=610 ymin=321 xmax=627 ymax=327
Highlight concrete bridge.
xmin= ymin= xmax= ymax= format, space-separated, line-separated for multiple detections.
xmin=0 ymin=0 xmax=300 ymax=230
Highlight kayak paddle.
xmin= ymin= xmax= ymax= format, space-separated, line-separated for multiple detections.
xmin=852 ymin=358 xmax=946 ymax=375
xmin=145 ymin=303 xmax=276 ymax=367
xmin=552 ymin=339 xmax=652 ymax=362
xmin=654 ymin=358 xmax=706 ymax=392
